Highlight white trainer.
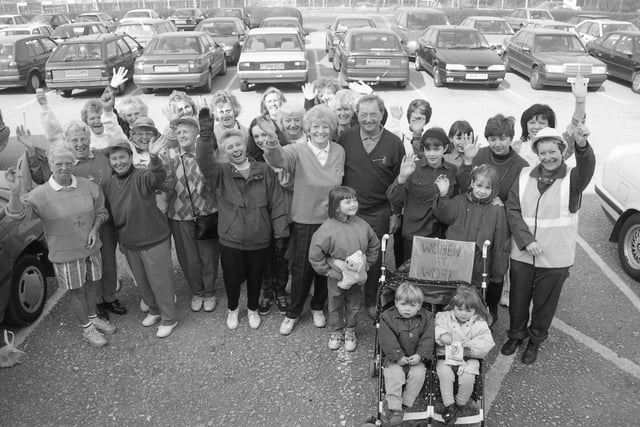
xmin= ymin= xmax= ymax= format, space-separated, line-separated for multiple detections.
xmin=227 ymin=308 xmax=240 ymax=330
xmin=156 ymin=322 xmax=177 ymax=338
xmin=91 ymin=316 xmax=116 ymax=335
xmin=142 ymin=314 xmax=161 ymax=327
xmin=247 ymin=309 xmax=261 ymax=329
xmin=139 ymin=299 xmax=150 ymax=313
xmin=191 ymin=295 xmax=204 ymax=312
xmin=203 ymin=296 xmax=217 ymax=312
xmin=311 ymin=310 xmax=326 ymax=328
xmin=279 ymin=317 xmax=298 ymax=335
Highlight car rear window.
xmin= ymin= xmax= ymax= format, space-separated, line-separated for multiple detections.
xmin=531 ymin=11 xmax=553 ymax=20
xmin=353 ymin=33 xmax=400 ymax=51
xmin=0 ymin=43 xmax=14 ymax=58
xmin=602 ymin=23 xmax=637 ymax=33
xmin=262 ymin=20 xmax=296 ymax=28
xmin=76 ymin=16 xmax=98 ymax=22
xmin=118 ymin=24 xmax=154 ymax=37
xmin=50 ymin=42 xmax=102 ymax=61
xmin=407 ymin=13 xmax=446 ymax=29
xmin=201 ymin=22 xmax=236 ymax=36
xmin=174 ymin=9 xmax=196 ymax=16
xmin=53 ymin=26 xmax=89 ymax=38
xmin=475 ymin=20 xmax=512 ymax=35
xmin=245 ymin=34 xmax=301 ymax=51
xmin=336 ymin=19 xmax=374 ymax=31
xmin=125 ymin=11 xmax=150 ymax=19
xmin=146 ymin=36 xmax=202 ymax=53
xmin=216 ymin=9 xmax=242 ymax=19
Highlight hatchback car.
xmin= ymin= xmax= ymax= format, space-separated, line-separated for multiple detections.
xmin=0 ymin=23 xmax=53 ymax=37
xmin=576 ymin=19 xmax=638 ymax=44
xmin=52 ymin=22 xmax=108 ymax=43
xmin=391 ymin=7 xmax=448 ymax=59
xmin=115 ymin=19 xmax=176 ymax=47
xmin=415 ymin=26 xmax=505 ymax=88
xmin=0 ymin=34 xmax=57 ymax=92
xmin=459 ymin=16 xmax=514 ymax=57
xmin=30 ymin=13 xmax=71 ymax=29
xmin=586 ymin=31 xmax=640 ymax=93
xmin=244 ymin=6 xmax=302 ymax=30
xmin=567 ymin=14 xmax=610 ymax=25
xmin=503 ymin=28 xmax=607 ymax=90
xmin=536 ymin=1 xmax=581 ymax=11
xmin=260 ymin=17 xmax=306 ymax=39
xmin=595 ymin=144 xmax=640 ymax=281
xmin=325 ymin=16 xmax=376 ymax=62
xmin=170 ymin=8 xmax=206 ymax=31
xmin=46 ymin=33 xmax=143 ymax=97
xmin=196 ymin=17 xmax=247 ymax=64
xmin=76 ymin=12 xmax=118 ymax=33
xmin=121 ymin=9 xmax=161 ymax=23
xmin=237 ymin=27 xmax=307 ymax=91
xmin=523 ymin=19 xmax=578 ymax=35
xmin=505 ymin=8 xmax=554 ymax=31
xmin=133 ymin=31 xmax=226 ymax=93
xmin=333 ymin=28 xmax=409 ymax=88
xmin=0 ymin=15 xmax=27 ymax=30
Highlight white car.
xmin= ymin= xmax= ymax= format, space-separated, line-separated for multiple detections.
xmin=237 ymin=27 xmax=308 ymax=92
xmin=595 ymin=144 xmax=640 ymax=281
xmin=120 ymin=9 xmax=161 ymax=24
xmin=575 ymin=19 xmax=639 ymax=44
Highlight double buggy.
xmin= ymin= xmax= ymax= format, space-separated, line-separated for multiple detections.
xmin=366 ymin=235 xmax=492 ymax=426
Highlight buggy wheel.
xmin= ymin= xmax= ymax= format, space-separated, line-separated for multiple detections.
xmin=368 ymin=358 xmax=378 ymax=377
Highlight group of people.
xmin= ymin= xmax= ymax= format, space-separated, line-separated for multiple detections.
xmin=2 ymin=69 xmax=595 ymax=425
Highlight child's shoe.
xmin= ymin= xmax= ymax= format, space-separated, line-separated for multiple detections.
xmin=386 ymin=408 xmax=403 ymax=426
xmin=344 ymin=330 xmax=357 ymax=352
xmin=328 ymin=332 xmax=342 ymax=350
xmin=441 ymin=404 xmax=458 ymax=425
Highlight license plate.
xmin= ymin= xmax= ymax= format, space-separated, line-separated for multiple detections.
xmin=65 ymin=69 xmax=88 ymax=77
xmin=465 ymin=73 xmax=488 ymax=80
xmin=366 ymin=59 xmax=389 ymax=66
xmin=260 ymin=63 xmax=284 ymax=70
xmin=155 ymin=65 xmax=179 ymax=72
xmin=567 ymin=77 xmax=589 ymax=83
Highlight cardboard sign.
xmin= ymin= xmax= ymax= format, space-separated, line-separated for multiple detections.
xmin=409 ymin=236 xmax=476 ymax=283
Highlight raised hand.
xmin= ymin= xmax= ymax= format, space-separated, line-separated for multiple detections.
xmin=35 ymin=88 xmax=48 ymax=108
xmin=398 ymin=153 xmax=417 ymax=182
xmin=574 ymin=123 xmax=590 ymax=148
xmin=194 ymin=96 xmax=208 ymax=112
xmin=148 ymin=135 xmax=167 ymax=157
xmin=109 ymin=67 xmax=128 ymax=90
xmin=15 ymin=125 xmax=35 ymax=151
xmin=162 ymin=103 xmax=179 ymax=122
xmin=435 ymin=174 xmax=450 ymax=196
xmin=571 ymin=73 xmax=588 ymax=103
xmin=463 ymin=135 xmax=479 ymax=162
xmin=348 ymin=80 xmax=373 ymax=95
xmin=389 ymin=103 xmax=403 ymax=120
xmin=5 ymin=167 xmax=22 ymax=194
xmin=101 ymin=86 xmax=115 ymax=112
xmin=301 ymin=82 xmax=316 ymax=100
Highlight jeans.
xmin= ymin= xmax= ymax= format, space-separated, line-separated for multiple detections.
xmin=383 ymin=362 xmax=427 ymax=410
xmin=327 ymin=279 xmax=362 ymax=331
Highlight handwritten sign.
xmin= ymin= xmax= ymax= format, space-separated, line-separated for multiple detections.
xmin=409 ymin=236 xmax=476 ymax=283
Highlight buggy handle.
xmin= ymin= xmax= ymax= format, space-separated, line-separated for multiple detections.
xmin=381 ymin=234 xmax=390 ymax=252
xmin=482 ymin=240 xmax=491 ymax=258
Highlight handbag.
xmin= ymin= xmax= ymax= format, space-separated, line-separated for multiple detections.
xmin=179 ymin=152 xmax=218 ymax=240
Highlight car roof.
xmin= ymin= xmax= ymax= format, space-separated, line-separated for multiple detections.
xmin=57 ymin=33 xmax=122 ymax=43
xmin=247 ymin=27 xmax=299 ymax=35
xmin=0 ymin=34 xmax=47 ymax=42
xmin=57 ymin=22 xmax=102 ymax=28
xmin=522 ymin=28 xmax=580 ymax=35
xmin=343 ymin=27 xmax=397 ymax=35
xmin=0 ymin=14 xmax=21 ymax=18
xmin=515 ymin=8 xmax=549 ymax=11
xmin=429 ymin=25 xmax=477 ymax=31
xmin=396 ymin=7 xmax=446 ymax=14
xmin=529 ymin=19 xmax=572 ymax=25
xmin=153 ymin=31 xmax=207 ymax=38
xmin=200 ymin=17 xmax=243 ymax=23
xmin=582 ymin=19 xmax=635 ymax=24
xmin=126 ymin=9 xmax=156 ymax=13
xmin=604 ymin=30 xmax=640 ymax=36
xmin=117 ymin=18 xmax=167 ymax=25
xmin=2 ymin=23 xmax=50 ymax=29
xmin=465 ymin=16 xmax=507 ymax=21
xmin=262 ymin=17 xmax=299 ymax=22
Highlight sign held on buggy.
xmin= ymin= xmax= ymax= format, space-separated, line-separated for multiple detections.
xmin=409 ymin=237 xmax=476 ymax=283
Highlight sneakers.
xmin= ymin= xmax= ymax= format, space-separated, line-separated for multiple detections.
xmin=82 ymin=324 xmax=107 ymax=348
xmin=247 ymin=309 xmax=261 ymax=329
xmin=103 ymin=299 xmax=127 ymax=315
xmin=227 ymin=308 xmax=240 ymax=330
xmin=387 ymin=409 xmax=404 ymax=426
xmin=140 ymin=299 xmax=150 ymax=313
xmin=521 ymin=340 xmax=540 ymax=365
xmin=441 ymin=404 xmax=458 ymax=425
xmin=500 ymin=338 xmax=522 ymax=356
xmin=203 ymin=296 xmax=217 ymax=312
xmin=191 ymin=295 xmax=204 ymax=312
xmin=311 ymin=310 xmax=326 ymax=328
xmin=328 ymin=332 xmax=342 ymax=350
xmin=142 ymin=314 xmax=161 ymax=327
xmin=274 ymin=295 xmax=290 ymax=314
xmin=258 ymin=297 xmax=272 ymax=315
xmin=344 ymin=330 xmax=357 ymax=352
xmin=279 ymin=317 xmax=298 ymax=335
xmin=156 ymin=322 xmax=177 ymax=338
xmin=91 ymin=316 xmax=116 ymax=335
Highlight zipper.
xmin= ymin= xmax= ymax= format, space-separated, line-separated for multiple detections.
xmin=532 ymin=192 xmax=542 ymax=267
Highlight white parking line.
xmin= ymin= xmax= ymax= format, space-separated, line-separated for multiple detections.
xmin=483 ymin=353 xmax=516 ymax=414
xmin=312 ymin=46 xmax=320 ymax=80
xmin=596 ymin=92 xmax=628 ymax=105
xmin=504 ymin=88 xmax=529 ymax=103
xmin=224 ymin=69 xmax=236 ymax=92
xmin=17 ymin=99 xmax=35 ymax=109
xmin=13 ymin=286 xmax=66 ymax=348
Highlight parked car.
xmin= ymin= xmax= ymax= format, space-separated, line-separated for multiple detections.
xmin=195 ymin=17 xmax=247 ymax=64
xmin=0 ymin=170 xmax=53 ymax=326
xmin=325 ymin=15 xmax=376 ymax=62
xmin=133 ymin=31 xmax=226 ymax=93
xmin=523 ymin=19 xmax=579 ymax=35
xmin=0 ymin=34 xmax=57 ymax=92
xmin=415 ymin=25 xmax=505 ymax=88
xmin=260 ymin=16 xmax=306 ymax=39
xmin=214 ymin=7 xmax=246 ymax=25
xmin=29 ymin=13 xmax=71 ymax=29
xmin=536 ymin=1 xmax=581 ymax=11
xmin=76 ymin=12 xmax=118 ymax=33
xmin=505 ymin=8 xmax=554 ymax=31
xmin=0 ymin=23 xmax=54 ymax=37
xmin=595 ymin=144 xmax=640 ymax=281
xmin=566 ymin=14 xmax=609 ymax=25
xmin=169 ymin=8 xmax=206 ymax=31
xmin=576 ymin=19 xmax=638 ymax=44
xmin=503 ymin=28 xmax=607 ymax=90
xmin=333 ymin=28 xmax=409 ymax=88
xmin=46 ymin=33 xmax=143 ymax=97
xmin=237 ymin=27 xmax=307 ymax=92
xmin=0 ymin=15 xmax=27 ymax=30
xmin=244 ymin=6 xmax=303 ymax=30
xmin=586 ymin=30 xmax=640 ymax=93
xmin=459 ymin=16 xmax=514 ymax=57
xmin=52 ymin=22 xmax=108 ymax=43
xmin=390 ymin=7 xmax=448 ymax=59
xmin=115 ymin=19 xmax=176 ymax=47
xmin=121 ymin=9 xmax=160 ymax=23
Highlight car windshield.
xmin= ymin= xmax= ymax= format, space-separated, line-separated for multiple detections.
xmin=244 ymin=34 xmax=301 ymax=51
xmin=118 ymin=24 xmax=154 ymax=37
xmin=407 ymin=14 xmax=446 ymax=30
xmin=475 ymin=20 xmax=512 ymax=35
xmin=437 ymin=31 xmax=489 ymax=49
xmin=0 ymin=43 xmax=14 ymax=58
xmin=336 ymin=19 xmax=374 ymax=31
xmin=262 ymin=20 xmax=297 ymax=28
xmin=50 ymin=43 xmax=102 ymax=61
xmin=531 ymin=11 xmax=553 ymax=19
xmin=201 ymin=22 xmax=236 ymax=36
xmin=548 ymin=24 xmax=576 ymax=32
xmin=602 ymin=23 xmax=637 ymax=33
xmin=352 ymin=33 xmax=401 ymax=51
xmin=125 ymin=11 xmax=150 ymax=19
xmin=146 ymin=36 xmax=202 ymax=54
xmin=535 ymin=34 xmax=585 ymax=53
xmin=76 ymin=16 xmax=98 ymax=22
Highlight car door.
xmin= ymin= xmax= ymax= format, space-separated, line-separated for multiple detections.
xmin=122 ymin=35 xmax=143 ymax=58
xmin=612 ymin=35 xmax=637 ymax=81
xmin=591 ymin=33 xmax=621 ymax=76
xmin=37 ymin=37 xmax=57 ymax=72
xmin=116 ymin=37 xmax=134 ymax=72
xmin=201 ymin=35 xmax=219 ymax=74
xmin=521 ymin=32 xmax=536 ymax=75
xmin=423 ymin=29 xmax=438 ymax=73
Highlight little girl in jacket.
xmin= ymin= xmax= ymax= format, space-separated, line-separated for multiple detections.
xmin=435 ymin=285 xmax=494 ymax=425
xmin=309 ymin=186 xmax=380 ymax=352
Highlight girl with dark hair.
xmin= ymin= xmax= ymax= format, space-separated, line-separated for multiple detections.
xmin=444 ymin=120 xmax=474 ymax=167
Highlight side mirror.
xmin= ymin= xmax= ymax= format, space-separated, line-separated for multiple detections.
xmin=522 ymin=46 xmax=530 ymax=52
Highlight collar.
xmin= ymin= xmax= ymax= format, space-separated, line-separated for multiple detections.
xmin=73 ymin=150 xmax=95 ymax=165
xmin=48 ymin=175 xmax=77 ymax=191
xmin=307 ymin=139 xmax=330 ymax=156
xmin=360 ymin=126 xmax=383 ymax=143
xmin=529 ymin=162 xmax=568 ymax=180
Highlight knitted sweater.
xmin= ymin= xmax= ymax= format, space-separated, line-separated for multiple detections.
xmin=263 ymin=141 xmax=345 ymax=225
xmin=6 ymin=176 xmax=108 ymax=263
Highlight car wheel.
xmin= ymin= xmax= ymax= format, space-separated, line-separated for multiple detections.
xmin=530 ymin=67 xmax=543 ymax=90
xmin=26 ymin=71 xmax=42 ymax=93
xmin=433 ymin=65 xmax=443 ymax=87
xmin=397 ymin=79 xmax=408 ymax=89
xmin=488 ymin=83 xmax=500 ymax=89
xmin=202 ymin=70 xmax=213 ymax=92
xmin=587 ymin=84 xmax=602 ymax=92
xmin=632 ymin=72 xmax=640 ymax=94
xmin=4 ymin=255 xmax=47 ymax=326
xmin=415 ymin=56 xmax=424 ymax=71
xmin=240 ymin=81 xmax=249 ymax=92
xmin=618 ymin=213 xmax=640 ymax=281
xmin=142 ymin=88 xmax=154 ymax=94
xmin=60 ymin=90 xmax=73 ymax=98
xmin=333 ymin=57 xmax=340 ymax=72
xmin=219 ymin=59 xmax=227 ymax=76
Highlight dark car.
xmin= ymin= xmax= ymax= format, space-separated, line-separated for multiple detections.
xmin=170 ymin=8 xmax=206 ymax=31
xmin=214 ymin=7 xmax=246 ymax=25
xmin=195 ymin=17 xmax=247 ymax=64
xmin=244 ymin=6 xmax=303 ymax=29
xmin=391 ymin=7 xmax=448 ymax=59
xmin=45 ymin=33 xmax=143 ymax=97
xmin=459 ymin=16 xmax=514 ymax=57
xmin=332 ymin=28 xmax=409 ymax=88
xmin=133 ymin=31 xmax=226 ymax=93
xmin=52 ymin=22 xmax=109 ymax=43
xmin=505 ymin=8 xmax=554 ymax=31
xmin=586 ymin=30 xmax=640 ymax=93
xmin=503 ymin=28 xmax=607 ymax=90
xmin=415 ymin=25 xmax=506 ymax=88
xmin=0 ymin=34 xmax=57 ymax=92
xmin=30 ymin=13 xmax=72 ymax=29
xmin=76 ymin=12 xmax=118 ymax=33
xmin=325 ymin=15 xmax=376 ymax=62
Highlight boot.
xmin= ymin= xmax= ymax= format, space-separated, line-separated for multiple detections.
xmin=500 ymin=338 xmax=522 ymax=355
xmin=521 ymin=340 xmax=540 ymax=365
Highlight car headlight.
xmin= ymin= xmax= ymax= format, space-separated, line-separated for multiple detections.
xmin=545 ymin=64 xmax=563 ymax=73
xmin=406 ymin=40 xmax=418 ymax=48
xmin=445 ymin=64 xmax=466 ymax=71
xmin=592 ymin=65 xmax=606 ymax=74
xmin=488 ymin=64 xmax=505 ymax=71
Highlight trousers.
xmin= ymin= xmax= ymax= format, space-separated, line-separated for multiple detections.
xmin=327 ymin=279 xmax=362 ymax=331
xmin=436 ymin=360 xmax=476 ymax=407
xmin=220 ymin=244 xmax=268 ymax=311
xmin=99 ymin=221 xmax=118 ymax=303
xmin=383 ymin=362 xmax=427 ymax=410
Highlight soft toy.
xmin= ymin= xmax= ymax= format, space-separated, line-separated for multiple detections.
xmin=332 ymin=250 xmax=367 ymax=290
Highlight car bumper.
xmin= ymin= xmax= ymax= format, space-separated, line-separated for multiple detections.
xmin=344 ymin=67 xmax=409 ymax=84
xmin=539 ymin=72 xmax=607 ymax=87
xmin=45 ymin=77 xmax=110 ymax=89
xmin=237 ymin=69 xmax=307 ymax=84
xmin=134 ymin=71 xmax=208 ymax=88
xmin=595 ymin=183 xmax=622 ymax=224
xmin=440 ymin=70 xmax=506 ymax=85
xmin=0 ymin=74 xmax=25 ymax=88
